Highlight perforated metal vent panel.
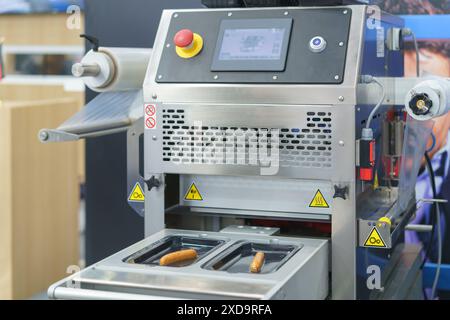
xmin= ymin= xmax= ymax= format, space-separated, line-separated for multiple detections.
xmin=160 ymin=106 xmax=333 ymax=169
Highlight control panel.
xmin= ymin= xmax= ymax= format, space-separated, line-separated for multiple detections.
xmin=156 ymin=8 xmax=351 ymax=84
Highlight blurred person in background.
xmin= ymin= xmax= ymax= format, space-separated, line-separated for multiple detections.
xmin=377 ymin=0 xmax=450 ymax=299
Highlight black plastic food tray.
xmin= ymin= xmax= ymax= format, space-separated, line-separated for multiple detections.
xmin=125 ymin=236 xmax=225 ymax=267
xmin=202 ymin=241 xmax=301 ymax=274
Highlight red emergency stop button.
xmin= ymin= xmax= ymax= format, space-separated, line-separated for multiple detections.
xmin=174 ymin=29 xmax=194 ymax=48
xmin=173 ymin=29 xmax=203 ymax=59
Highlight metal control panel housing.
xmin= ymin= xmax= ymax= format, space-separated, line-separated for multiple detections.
xmin=156 ymin=8 xmax=351 ymax=84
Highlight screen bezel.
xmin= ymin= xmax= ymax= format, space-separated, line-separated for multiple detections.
xmin=211 ymin=18 xmax=293 ymax=72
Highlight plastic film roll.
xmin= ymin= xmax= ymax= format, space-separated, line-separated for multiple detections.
xmin=405 ymin=78 xmax=450 ymax=121
xmin=397 ymin=116 xmax=434 ymax=213
xmin=73 ymin=47 xmax=152 ymax=92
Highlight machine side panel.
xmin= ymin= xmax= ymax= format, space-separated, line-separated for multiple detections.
xmin=355 ymin=9 xmax=405 ymax=299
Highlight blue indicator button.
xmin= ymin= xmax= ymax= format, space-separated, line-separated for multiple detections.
xmin=309 ymin=36 xmax=327 ymax=53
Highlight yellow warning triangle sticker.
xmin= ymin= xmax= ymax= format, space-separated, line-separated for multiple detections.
xmin=184 ymin=182 xmax=203 ymax=201
xmin=128 ymin=182 xmax=145 ymax=202
xmin=364 ymin=227 xmax=386 ymax=248
xmin=309 ymin=189 xmax=329 ymax=208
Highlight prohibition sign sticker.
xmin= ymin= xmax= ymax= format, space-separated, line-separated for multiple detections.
xmin=145 ymin=104 xmax=156 ymax=117
xmin=144 ymin=104 xmax=157 ymax=130
xmin=146 ymin=117 xmax=156 ymax=129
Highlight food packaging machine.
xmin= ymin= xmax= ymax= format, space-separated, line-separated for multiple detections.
xmin=40 ymin=2 xmax=429 ymax=299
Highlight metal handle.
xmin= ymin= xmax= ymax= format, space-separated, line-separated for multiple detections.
xmin=52 ymin=287 xmax=184 ymax=300
xmin=419 ymin=198 xmax=449 ymax=204
xmin=405 ymin=224 xmax=433 ymax=232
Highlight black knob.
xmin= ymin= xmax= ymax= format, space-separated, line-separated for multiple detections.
xmin=409 ymin=92 xmax=433 ymax=116
xmin=145 ymin=176 xmax=161 ymax=192
xmin=333 ymin=185 xmax=349 ymax=200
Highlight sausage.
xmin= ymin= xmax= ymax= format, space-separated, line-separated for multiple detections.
xmin=159 ymin=249 xmax=198 ymax=266
xmin=249 ymin=252 xmax=265 ymax=273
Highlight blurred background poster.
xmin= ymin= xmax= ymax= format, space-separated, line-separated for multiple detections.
xmin=376 ymin=0 xmax=450 ymax=77
xmin=0 ymin=0 xmax=84 ymax=14
xmin=376 ymin=0 xmax=450 ymax=299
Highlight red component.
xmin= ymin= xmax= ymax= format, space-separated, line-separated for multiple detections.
xmin=382 ymin=156 xmax=401 ymax=179
xmin=382 ymin=156 xmax=392 ymax=179
xmin=360 ymin=140 xmax=375 ymax=181
xmin=359 ymin=139 xmax=375 ymax=181
xmin=306 ymin=222 xmax=331 ymax=234
xmin=394 ymin=157 xmax=400 ymax=177
xmin=360 ymin=167 xmax=374 ymax=181
xmin=174 ymin=29 xmax=194 ymax=48
xmin=369 ymin=140 xmax=375 ymax=165
xmin=386 ymin=109 xmax=408 ymax=122
xmin=386 ymin=109 xmax=396 ymax=122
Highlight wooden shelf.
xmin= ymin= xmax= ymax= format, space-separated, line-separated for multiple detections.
xmin=0 ymin=98 xmax=80 ymax=299
xmin=3 ymin=44 xmax=84 ymax=55
xmin=0 ymin=13 xmax=85 ymax=46
xmin=1 ymin=75 xmax=84 ymax=92
xmin=0 ymin=82 xmax=86 ymax=184
xmin=0 ymin=16 xmax=85 ymax=299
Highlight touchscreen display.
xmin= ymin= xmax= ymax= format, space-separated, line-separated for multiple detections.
xmin=218 ymin=28 xmax=286 ymax=61
xmin=211 ymin=18 xmax=292 ymax=72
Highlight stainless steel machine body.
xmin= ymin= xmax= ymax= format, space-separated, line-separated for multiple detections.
xmin=47 ymin=5 xmax=423 ymax=300
xmin=143 ymin=5 xmax=407 ymax=299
